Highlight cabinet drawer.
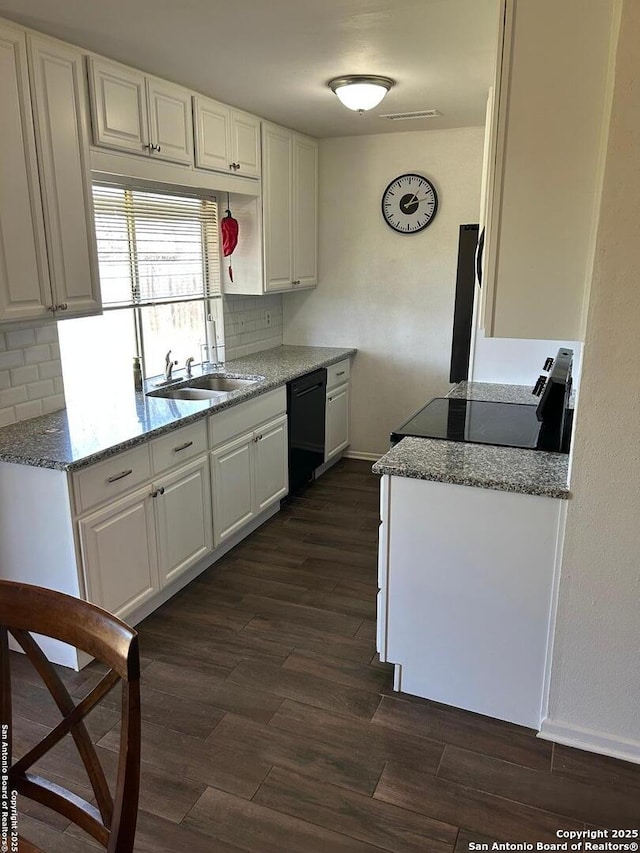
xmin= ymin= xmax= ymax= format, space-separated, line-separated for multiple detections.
xmin=209 ymin=387 xmax=286 ymax=448
xmin=73 ymin=444 xmax=152 ymax=514
xmin=150 ymin=421 xmax=207 ymax=475
xmin=327 ymin=359 xmax=350 ymax=390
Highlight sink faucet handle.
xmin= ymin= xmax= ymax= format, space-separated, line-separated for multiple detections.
xmin=185 ymin=356 xmax=195 ymax=379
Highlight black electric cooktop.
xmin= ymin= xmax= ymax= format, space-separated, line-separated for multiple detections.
xmin=390 ymin=397 xmax=542 ymax=450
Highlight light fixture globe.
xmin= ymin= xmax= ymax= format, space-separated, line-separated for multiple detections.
xmin=328 ymin=75 xmax=395 ymax=113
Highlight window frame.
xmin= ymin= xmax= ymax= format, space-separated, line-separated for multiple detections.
xmin=91 ymin=183 xmax=221 ymax=378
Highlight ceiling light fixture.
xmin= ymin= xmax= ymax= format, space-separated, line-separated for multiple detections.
xmin=328 ymin=75 xmax=395 ymax=113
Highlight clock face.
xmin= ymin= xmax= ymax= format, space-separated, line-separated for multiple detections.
xmin=381 ymin=173 xmax=438 ymax=233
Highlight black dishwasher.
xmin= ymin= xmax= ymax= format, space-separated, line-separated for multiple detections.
xmin=287 ymin=368 xmax=327 ymax=493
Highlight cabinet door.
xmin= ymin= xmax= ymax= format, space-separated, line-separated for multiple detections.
xmin=78 ymin=486 xmax=159 ymax=621
xmin=154 ymin=455 xmax=213 ymax=587
xmin=147 ymin=77 xmax=194 ymax=165
xmin=193 ymin=95 xmax=231 ymax=172
xmin=292 ymin=133 xmax=318 ymax=288
xmin=88 ymin=57 xmax=149 ymax=155
xmin=28 ymin=37 xmax=101 ymax=318
xmin=0 ymin=24 xmax=51 ymax=321
xmin=325 ymin=383 xmax=350 ymax=461
xmin=262 ymin=122 xmax=293 ymax=291
xmin=482 ymin=0 xmax=614 ymax=340
xmin=231 ymin=110 xmax=261 ymax=178
xmin=254 ymin=415 xmax=288 ymax=513
xmin=211 ymin=434 xmax=254 ymax=545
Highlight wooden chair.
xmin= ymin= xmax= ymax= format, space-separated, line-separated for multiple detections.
xmin=0 ymin=580 xmax=141 ymax=853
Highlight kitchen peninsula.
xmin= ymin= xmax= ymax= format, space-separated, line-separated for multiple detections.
xmin=0 ymin=345 xmax=354 ymax=668
xmin=373 ymin=381 xmax=570 ymax=729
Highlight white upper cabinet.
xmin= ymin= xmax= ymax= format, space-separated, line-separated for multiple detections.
xmin=88 ymin=57 xmax=194 ymax=165
xmin=262 ymin=122 xmax=294 ymax=292
xmin=0 ymin=23 xmax=100 ymax=323
xmin=230 ymin=110 xmax=261 ymax=178
xmin=293 ymin=133 xmax=318 ymax=288
xmin=28 ymin=36 xmax=101 ymax=317
xmin=0 ymin=23 xmax=51 ymax=321
xmin=88 ymin=57 xmax=148 ymax=154
xmin=194 ymin=95 xmax=260 ymax=178
xmin=481 ymin=0 xmax=616 ymax=341
xmin=261 ymin=122 xmax=318 ymax=293
xmin=147 ymin=77 xmax=194 ymax=165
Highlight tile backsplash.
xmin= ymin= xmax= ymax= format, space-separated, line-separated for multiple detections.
xmin=0 ymin=322 xmax=65 ymax=427
xmin=223 ymin=294 xmax=283 ymax=362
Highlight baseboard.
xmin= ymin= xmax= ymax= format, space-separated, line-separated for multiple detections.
xmin=538 ymin=717 xmax=640 ymax=765
xmin=344 ymin=450 xmax=383 ymax=462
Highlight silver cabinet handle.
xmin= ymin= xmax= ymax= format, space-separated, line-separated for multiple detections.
xmin=151 ymin=486 xmax=165 ymax=498
xmin=107 ymin=469 xmax=133 ymax=484
xmin=336 ymin=371 xmax=345 ymax=377
xmin=173 ymin=440 xmax=193 ymax=453
xmin=57 ymin=303 xmax=68 ymax=311
xmin=143 ymin=143 xmax=153 ymax=150
xmin=156 ymin=145 xmax=162 ymax=153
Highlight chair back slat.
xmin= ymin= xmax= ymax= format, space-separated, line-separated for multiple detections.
xmin=0 ymin=581 xmax=138 ymax=680
xmin=0 ymin=580 xmax=140 ymax=852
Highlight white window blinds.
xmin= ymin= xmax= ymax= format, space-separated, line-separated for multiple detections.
xmin=92 ymin=185 xmax=221 ymax=307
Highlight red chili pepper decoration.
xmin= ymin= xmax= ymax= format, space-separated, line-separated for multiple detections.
xmin=221 ymin=205 xmax=239 ymax=282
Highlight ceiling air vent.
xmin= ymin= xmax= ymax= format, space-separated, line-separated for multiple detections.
xmin=380 ymin=109 xmax=441 ymax=121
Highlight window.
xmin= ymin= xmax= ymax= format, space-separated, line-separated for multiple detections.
xmin=59 ymin=185 xmax=221 ymax=405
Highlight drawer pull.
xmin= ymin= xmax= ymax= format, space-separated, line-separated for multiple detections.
xmin=336 ymin=370 xmax=345 ymax=377
xmin=151 ymin=487 xmax=165 ymax=498
xmin=173 ymin=440 xmax=194 ymax=453
xmin=106 ymin=469 xmax=133 ymax=484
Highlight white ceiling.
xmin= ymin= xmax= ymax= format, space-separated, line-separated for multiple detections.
xmin=0 ymin=0 xmax=499 ymax=138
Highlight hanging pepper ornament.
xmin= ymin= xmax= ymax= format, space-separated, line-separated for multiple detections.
xmin=221 ymin=194 xmax=239 ymax=282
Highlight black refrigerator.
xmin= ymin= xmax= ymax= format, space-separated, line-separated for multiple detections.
xmin=449 ymin=223 xmax=480 ymax=383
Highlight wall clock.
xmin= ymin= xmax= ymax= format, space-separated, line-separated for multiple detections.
xmin=381 ymin=173 xmax=438 ymax=233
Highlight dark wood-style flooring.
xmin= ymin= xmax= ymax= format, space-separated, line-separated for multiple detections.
xmin=13 ymin=459 xmax=640 ymax=850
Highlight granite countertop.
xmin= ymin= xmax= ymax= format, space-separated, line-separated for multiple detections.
xmin=0 ymin=346 xmax=355 ymax=472
xmin=373 ymin=381 xmax=570 ymax=499
xmin=447 ymin=380 xmax=540 ymax=405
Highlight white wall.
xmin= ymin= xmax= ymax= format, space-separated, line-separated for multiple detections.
xmin=471 ymin=327 xmax=582 ymax=387
xmin=542 ymin=0 xmax=640 ymax=763
xmin=283 ymin=127 xmax=485 ymax=457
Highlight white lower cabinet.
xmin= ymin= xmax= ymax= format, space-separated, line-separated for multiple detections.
xmin=211 ymin=433 xmax=255 ymax=545
xmin=78 ymin=485 xmax=159 ymax=621
xmin=77 ymin=447 xmax=213 ymax=620
xmin=377 ymin=474 xmax=565 ymax=729
xmin=211 ymin=413 xmax=288 ymax=546
xmin=254 ymin=416 xmax=289 ymax=512
xmin=325 ymin=382 xmax=350 ymax=462
xmin=154 ymin=454 xmax=213 ymax=587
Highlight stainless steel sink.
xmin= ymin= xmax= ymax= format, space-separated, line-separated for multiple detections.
xmin=188 ymin=375 xmax=264 ymax=392
xmin=147 ymin=373 xmax=265 ymax=401
xmin=150 ymin=387 xmax=223 ymax=401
